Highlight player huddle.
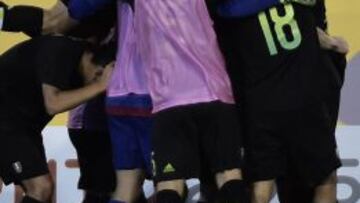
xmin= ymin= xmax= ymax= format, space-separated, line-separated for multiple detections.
xmin=0 ymin=0 xmax=349 ymax=203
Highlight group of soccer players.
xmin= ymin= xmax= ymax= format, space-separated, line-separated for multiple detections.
xmin=0 ymin=0 xmax=349 ymax=203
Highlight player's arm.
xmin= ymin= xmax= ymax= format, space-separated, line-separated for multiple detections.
xmin=42 ymin=62 xmax=113 ymax=116
xmin=218 ymin=0 xmax=316 ymax=17
xmin=0 ymin=0 xmax=77 ymax=37
xmin=42 ymin=0 xmax=78 ymax=35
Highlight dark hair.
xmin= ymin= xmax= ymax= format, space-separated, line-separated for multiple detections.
xmin=87 ymin=41 xmax=117 ymax=67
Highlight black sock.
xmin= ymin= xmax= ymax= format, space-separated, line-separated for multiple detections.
xmin=82 ymin=192 xmax=110 ymax=203
xmin=156 ymin=190 xmax=184 ymax=203
xmin=21 ymin=196 xmax=44 ymax=203
xmin=216 ymin=180 xmax=249 ymax=203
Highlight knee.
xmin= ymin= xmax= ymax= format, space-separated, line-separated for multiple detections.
xmin=314 ymin=176 xmax=337 ymax=203
xmin=216 ymin=168 xmax=243 ymax=188
xmin=252 ymin=192 xmax=272 ymax=203
xmin=24 ymin=178 xmax=53 ymax=201
xmin=156 ymin=180 xmax=186 ymax=197
xmin=252 ymin=181 xmax=274 ymax=203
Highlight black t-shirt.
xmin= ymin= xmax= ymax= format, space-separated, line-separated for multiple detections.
xmin=213 ymin=3 xmax=338 ymax=111
xmin=0 ymin=35 xmax=85 ymax=134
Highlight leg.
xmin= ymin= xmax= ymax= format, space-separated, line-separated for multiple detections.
xmin=313 ymin=172 xmax=337 ymax=203
xmin=156 ymin=179 xmax=186 ymax=197
xmin=107 ymin=105 xmax=153 ymax=203
xmin=155 ymin=180 xmax=186 ymax=203
xmin=21 ymin=175 xmax=53 ymax=202
xmin=112 ymin=169 xmax=146 ymax=203
xmin=215 ymin=168 xmax=243 ymax=188
xmin=151 ymin=106 xmax=202 ymax=203
xmin=251 ymin=180 xmax=274 ymax=203
xmin=0 ymin=132 xmax=51 ymax=203
xmin=68 ymin=129 xmax=116 ymax=203
xmin=215 ymin=169 xmax=248 ymax=203
xmin=289 ymin=103 xmax=341 ymax=203
xmin=197 ymin=103 xmax=248 ymax=203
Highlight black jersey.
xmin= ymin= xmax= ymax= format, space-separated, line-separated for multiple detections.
xmin=312 ymin=0 xmax=327 ymax=30
xmin=214 ymin=3 xmax=338 ymax=111
xmin=0 ymin=35 xmax=86 ymax=134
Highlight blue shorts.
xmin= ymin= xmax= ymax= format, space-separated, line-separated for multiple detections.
xmin=106 ymin=94 xmax=153 ymax=175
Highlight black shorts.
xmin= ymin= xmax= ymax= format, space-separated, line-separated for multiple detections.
xmin=244 ymin=101 xmax=341 ymax=186
xmin=325 ymin=51 xmax=347 ymax=132
xmin=151 ymin=101 xmax=244 ymax=183
xmin=68 ymin=129 xmax=116 ymax=193
xmin=275 ymin=51 xmax=346 ymax=202
xmin=0 ymin=130 xmax=49 ymax=185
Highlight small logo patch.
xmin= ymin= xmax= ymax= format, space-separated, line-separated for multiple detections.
xmin=13 ymin=162 xmax=23 ymax=174
xmin=163 ymin=163 xmax=176 ymax=173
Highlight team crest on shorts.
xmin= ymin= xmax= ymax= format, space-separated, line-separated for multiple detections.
xmin=13 ymin=161 xmax=23 ymax=174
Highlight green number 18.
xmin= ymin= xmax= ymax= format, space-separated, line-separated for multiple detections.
xmin=258 ymin=4 xmax=302 ymax=56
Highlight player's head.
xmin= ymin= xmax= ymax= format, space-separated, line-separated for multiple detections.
xmin=79 ymin=42 xmax=116 ymax=84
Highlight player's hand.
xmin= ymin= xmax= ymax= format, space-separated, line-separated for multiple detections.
xmin=332 ymin=36 xmax=350 ymax=54
xmin=317 ymin=28 xmax=349 ymax=54
xmin=97 ymin=61 xmax=115 ymax=90
xmin=317 ymin=28 xmax=334 ymax=50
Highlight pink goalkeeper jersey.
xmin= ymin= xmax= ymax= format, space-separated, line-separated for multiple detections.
xmin=135 ymin=0 xmax=235 ymax=113
xmin=107 ymin=1 xmax=148 ymax=98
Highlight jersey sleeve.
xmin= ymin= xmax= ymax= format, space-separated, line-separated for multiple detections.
xmin=0 ymin=1 xmax=43 ymax=37
xmin=312 ymin=0 xmax=327 ymax=30
xmin=67 ymin=0 xmax=114 ymax=20
xmin=217 ymin=0 xmax=316 ymax=18
xmin=217 ymin=0 xmax=281 ymax=17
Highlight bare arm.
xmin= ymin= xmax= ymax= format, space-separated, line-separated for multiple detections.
xmin=42 ymin=0 xmax=78 ymax=34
